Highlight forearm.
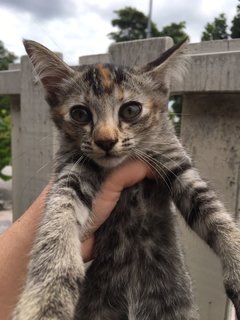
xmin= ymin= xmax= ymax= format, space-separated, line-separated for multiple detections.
xmin=0 ymin=186 xmax=48 ymax=320
xmin=0 ymin=184 xmax=92 ymax=320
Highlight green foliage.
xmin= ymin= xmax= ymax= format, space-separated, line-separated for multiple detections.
xmin=108 ymin=7 xmax=189 ymax=44
xmin=169 ymin=96 xmax=182 ymax=136
xmin=0 ymin=40 xmax=17 ymax=180
xmin=201 ymin=13 xmax=228 ymax=41
xmin=0 ymin=40 xmax=17 ymax=70
xmin=158 ymin=22 xmax=189 ymax=43
xmin=231 ymin=0 xmax=240 ymax=38
xmin=108 ymin=7 xmax=160 ymax=42
xmin=0 ymin=98 xmax=11 ymax=180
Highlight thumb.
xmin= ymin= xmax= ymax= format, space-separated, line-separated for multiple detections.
xmin=91 ymin=160 xmax=153 ymax=229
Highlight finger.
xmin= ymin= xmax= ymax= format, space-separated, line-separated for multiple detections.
xmin=81 ymin=236 xmax=95 ymax=263
xmin=103 ymin=159 xmax=154 ymax=193
xmin=91 ymin=160 xmax=153 ymax=229
xmin=81 ymin=160 xmax=154 ymax=260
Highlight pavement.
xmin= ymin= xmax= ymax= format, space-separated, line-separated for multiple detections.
xmin=0 ymin=209 xmax=12 ymax=234
xmin=0 ymin=166 xmax=13 ymax=234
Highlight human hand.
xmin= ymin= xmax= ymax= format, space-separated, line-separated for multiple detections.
xmin=81 ymin=160 xmax=153 ymax=262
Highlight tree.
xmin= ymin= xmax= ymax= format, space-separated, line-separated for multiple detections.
xmin=108 ymin=7 xmax=189 ymax=134
xmin=109 ymin=7 xmax=189 ymax=44
xmin=0 ymin=41 xmax=17 ymax=180
xmin=158 ymin=22 xmax=188 ymax=43
xmin=0 ymin=41 xmax=16 ymax=70
xmin=231 ymin=0 xmax=240 ymax=38
xmin=201 ymin=13 xmax=228 ymax=41
xmin=0 ymin=98 xmax=11 ymax=180
xmin=157 ymin=21 xmax=188 ymax=133
xmin=108 ymin=7 xmax=160 ymax=42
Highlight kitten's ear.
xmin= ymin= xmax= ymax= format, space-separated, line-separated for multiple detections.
xmin=23 ymin=40 xmax=75 ymax=106
xmin=137 ymin=38 xmax=188 ymax=89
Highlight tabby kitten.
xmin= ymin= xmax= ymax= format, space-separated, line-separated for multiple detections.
xmin=13 ymin=39 xmax=240 ymax=320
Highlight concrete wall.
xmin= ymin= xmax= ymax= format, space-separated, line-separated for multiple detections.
xmin=9 ymin=57 xmax=56 ymax=218
xmin=180 ymin=93 xmax=240 ymax=320
xmin=0 ymin=37 xmax=240 ymax=319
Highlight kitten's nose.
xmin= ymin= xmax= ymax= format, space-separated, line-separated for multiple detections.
xmin=95 ymin=139 xmax=118 ymax=152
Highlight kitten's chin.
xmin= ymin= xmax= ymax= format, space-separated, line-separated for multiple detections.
xmin=93 ymin=155 xmax=128 ymax=168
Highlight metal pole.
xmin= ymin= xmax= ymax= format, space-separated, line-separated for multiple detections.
xmin=147 ymin=0 xmax=153 ymax=38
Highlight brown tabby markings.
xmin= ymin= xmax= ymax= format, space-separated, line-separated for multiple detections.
xmin=96 ymin=63 xmax=113 ymax=90
xmin=116 ymin=86 xmax=124 ymax=101
xmin=94 ymin=125 xmax=118 ymax=143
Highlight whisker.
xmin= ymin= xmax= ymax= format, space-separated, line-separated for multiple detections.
xmin=141 ymin=148 xmax=189 ymax=192
xmin=18 ymin=150 xmax=81 ymax=200
xmin=66 ymin=155 xmax=85 ymax=189
xmin=140 ymin=149 xmax=181 ymax=188
xmin=10 ymin=132 xmax=58 ymax=163
xmin=143 ymin=148 xmax=188 ymax=177
xmin=133 ymin=149 xmax=171 ymax=192
xmin=122 ymin=137 xmax=134 ymax=143
xmin=131 ymin=152 xmax=156 ymax=180
xmin=36 ymin=160 xmax=52 ymax=173
xmin=134 ymin=152 xmax=164 ymax=189
xmin=134 ymin=149 xmax=172 ymax=193
xmin=143 ymin=148 xmax=185 ymax=171
xmin=38 ymin=133 xmax=52 ymax=143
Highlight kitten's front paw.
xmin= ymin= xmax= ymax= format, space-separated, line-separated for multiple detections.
xmin=13 ymin=290 xmax=77 ymax=320
xmin=13 ymin=271 xmax=84 ymax=320
xmin=12 ymin=295 xmax=46 ymax=320
xmin=224 ymin=266 xmax=240 ymax=319
xmin=225 ymin=282 xmax=240 ymax=319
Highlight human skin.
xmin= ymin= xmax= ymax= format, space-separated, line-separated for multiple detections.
xmin=0 ymin=160 xmax=153 ymax=319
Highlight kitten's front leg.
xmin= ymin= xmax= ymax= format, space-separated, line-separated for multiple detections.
xmin=158 ymin=146 xmax=240 ymax=318
xmin=13 ymin=181 xmax=92 ymax=320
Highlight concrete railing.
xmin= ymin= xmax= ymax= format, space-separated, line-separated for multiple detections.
xmin=0 ymin=37 xmax=240 ymax=320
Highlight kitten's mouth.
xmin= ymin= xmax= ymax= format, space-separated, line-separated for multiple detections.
xmin=94 ymin=152 xmax=127 ymax=168
xmin=105 ymin=152 xmax=119 ymax=158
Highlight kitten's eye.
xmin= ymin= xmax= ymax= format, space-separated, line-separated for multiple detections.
xmin=70 ymin=105 xmax=92 ymax=124
xmin=119 ymin=101 xmax=142 ymax=122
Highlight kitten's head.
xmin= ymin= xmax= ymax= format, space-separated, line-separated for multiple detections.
xmin=23 ymin=39 xmax=187 ymax=168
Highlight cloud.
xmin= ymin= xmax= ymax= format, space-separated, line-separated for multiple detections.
xmin=0 ymin=0 xmax=77 ymax=19
xmin=0 ymin=0 xmax=238 ymax=65
xmin=150 ymin=0 xmax=238 ymax=42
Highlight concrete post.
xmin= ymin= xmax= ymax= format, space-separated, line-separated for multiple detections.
xmin=180 ymin=94 xmax=240 ymax=320
xmin=12 ymin=56 xmax=56 ymax=220
xmin=109 ymin=36 xmax=173 ymax=66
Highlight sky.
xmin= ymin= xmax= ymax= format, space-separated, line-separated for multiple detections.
xmin=0 ymin=0 xmax=238 ymax=64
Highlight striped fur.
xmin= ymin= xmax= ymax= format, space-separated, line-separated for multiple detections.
xmin=13 ymin=40 xmax=240 ymax=319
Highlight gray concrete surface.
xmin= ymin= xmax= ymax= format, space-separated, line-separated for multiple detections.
xmin=0 ymin=166 xmax=13 ymax=233
xmin=0 ymin=210 xmax=12 ymax=234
